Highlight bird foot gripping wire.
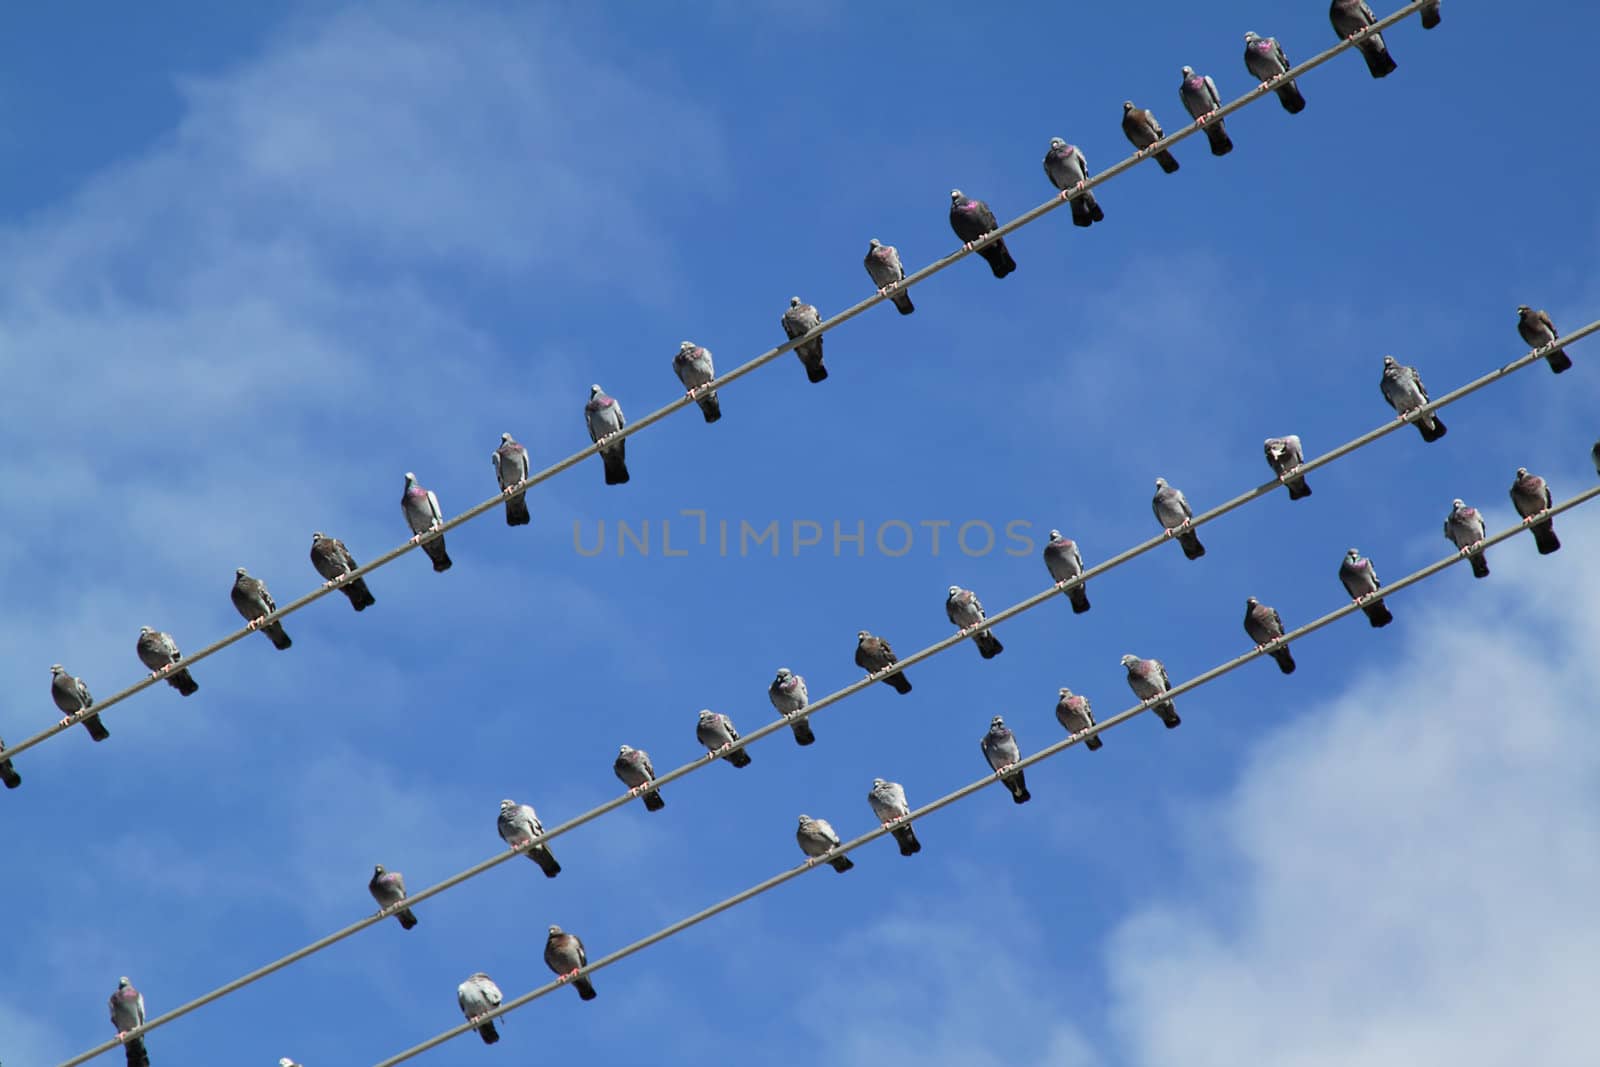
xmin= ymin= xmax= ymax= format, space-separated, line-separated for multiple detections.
xmin=1278 ymin=466 xmax=1302 ymax=484
xmin=802 ymin=856 xmax=818 ymax=868
xmin=245 ymin=618 xmax=263 ymax=631
xmin=502 ymin=483 xmax=521 ymax=498
xmin=993 ymin=762 xmax=1016 ymax=779
xmin=961 ymin=241 xmax=977 ymax=253
xmin=558 ymin=968 xmax=582 ymax=985
xmin=58 ymin=716 xmax=73 ymax=728
xmin=322 ymin=578 xmax=339 ymax=590
xmin=627 ymin=785 xmax=646 ymax=799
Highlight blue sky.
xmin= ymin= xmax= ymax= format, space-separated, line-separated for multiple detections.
xmin=3 ymin=2 xmax=1599 ymax=1064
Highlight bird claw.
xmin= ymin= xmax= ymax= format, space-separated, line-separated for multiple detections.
xmin=1278 ymin=466 xmax=1301 ymax=483
xmin=628 ymin=784 xmax=645 ymax=798
xmin=58 ymin=716 xmax=73 ymax=727
xmin=502 ymin=484 xmax=519 ymax=497
xmin=246 ymin=618 xmax=262 ymax=631
xmin=408 ymin=533 xmax=423 ymax=545
xmin=559 ymin=967 xmax=582 ymax=984
xmin=1161 ymin=527 xmax=1175 ymax=538
xmin=158 ymin=663 xmax=174 ymax=675
xmin=803 ymin=856 xmax=818 ymax=868
xmin=876 ymin=285 xmax=892 ymax=298
xmin=995 ymin=761 xmax=1015 ymax=776
xmin=1055 ymin=578 xmax=1070 ymax=590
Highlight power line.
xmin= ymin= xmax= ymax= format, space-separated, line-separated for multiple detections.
xmin=1 ymin=0 xmax=1431 ymax=771
xmin=364 ymin=486 xmax=1600 ymax=1067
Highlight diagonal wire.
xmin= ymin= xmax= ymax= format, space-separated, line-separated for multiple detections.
xmin=2 ymin=0 xmax=1430 ymax=770
xmin=365 ymin=486 xmax=1600 ymax=1067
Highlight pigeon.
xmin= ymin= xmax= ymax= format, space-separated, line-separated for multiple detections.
xmin=1330 ymin=0 xmax=1398 ymax=78
xmin=1042 ymin=139 xmax=1104 ymax=228
xmin=948 ymin=189 xmax=1017 ymax=278
xmin=867 ymin=777 xmax=921 ymax=856
xmin=673 ymin=341 xmax=723 ymax=422
xmin=780 ymin=297 xmax=829 ymax=383
xmin=1444 ymin=499 xmax=1490 ymax=578
xmin=457 ymin=972 xmax=503 ymax=1045
xmin=1339 ymin=547 xmax=1394 ymax=627
xmin=769 ymin=667 xmax=815 ymax=746
xmin=1594 ymin=440 xmax=1600 ymax=478
xmin=1121 ymin=101 xmax=1180 ymax=173
xmin=796 ymin=814 xmax=854 ymax=872
xmin=0 ymin=735 xmax=19 ymax=789
xmin=1153 ymin=478 xmax=1206 ymax=560
xmin=310 ymin=532 xmax=376 ymax=611
xmin=864 ymin=239 xmax=915 ymax=315
xmin=855 ymin=630 xmax=911 ymax=694
xmin=981 ymin=715 xmax=1031 ymax=804
xmin=614 ymin=744 xmax=665 ymax=811
xmin=545 ymin=925 xmax=597 ymax=1001
xmin=497 ymin=799 xmax=561 ymax=877
xmin=1263 ymin=436 xmax=1312 ymax=500
xmin=1055 ymin=687 xmax=1102 ymax=750
xmin=1179 ymin=66 xmax=1233 ymax=156
xmin=945 ymin=585 xmax=1003 ymax=659
xmin=109 ymin=976 xmax=150 ymax=1067
xmin=585 ymin=384 xmax=631 ymax=484
xmin=1380 ymin=355 xmax=1447 ymax=442
xmin=1043 ymin=529 xmax=1091 ymax=613
xmin=231 ymin=567 xmax=292 ymax=649
xmin=1516 ymin=305 xmax=1572 ymax=374
xmin=368 ymin=864 xmax=418 ymax=930
xmin=1420 ymin=0 xmax=1441 ymax=29
xmin=1244 ymin=597 xmax=1296 ymax=674
xmin=1243 ymin=32 xmax=1306 ymax=114
xmin=402 ymin=472 xmax=452 ymax=571
xmin=1122 ymin=654 xmax=1180 ymax=728
xmin=1510 ymin=469 xmax=1560 ymax=554
xmin=135 ymin=626 xmax=199 ymax=696
xmin=696 ymin=709 xmax=752 ymax=767
xmin=492 ymin=432 xmax=532 ymax=525
xmin=51 ymin=664 xmax=108 ymax=741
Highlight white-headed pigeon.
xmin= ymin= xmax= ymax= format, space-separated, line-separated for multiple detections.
xmin=948 ymin=189 xmax=1017 ymax=278
xmin=855 ymin=630 xmax=911 ymax=694
xmin=369 ymin=864 xmax=418 ymax=930
xmin=1444 ymin=499 xmax=1490 ymax=578
xmin=1516 ymin=305 xmax=1572 ymax=374
xmin=136 ymin=626 xmax=198 ymax=696
xmin=1153 ymin=478 xmax=1206 ymax=559
xmin=696 ymin=709 xmax=752 ymax=767
xmin=1243 ymin=32 xmax=1306 ymax=114
xmin=545 ymin=925 xmax=597 ymax=1001
xmin=864 ymin=239 xmax=915 ymax=315
xmin=51 ymin=664 xmax=108 ymax=741
xmin=1179 ymin=66 xmax=1233 ymax=156
xmin=780 ymin=297 xmax=829 ymax=383
xmin=497 ymin=799 xmax=561 ymax=877
xmin=310 ymin=532 xmax=376 ymax=611
xmin=946 ymin=585 xmax=1003 ymax=658
xmin=1043 ymin=529 xmax=1091 ymax=613
xmin=1055 ymin=687 xmax=1102 ymax=750
xmin=769 ymin=667 xmax=815 ymax=746
xmin=797 ymin=814 xmax=854 ymax=872
xmin=457 ymin=972 xmax=503 ymax=1045
xmin=109 ymin=976 xmax=150 ymax=1067
xmin=1329 ymin=0 xmax=1397 ymax=78
xmin=1043 ymin=139 xmax=1104 ymax=228
xmin=1122 ymin=654 xmax=1180 ymax=728
xmin=981 ymin=715 xmax=1031 ymax=804
xmin=1244 ymin=597 xmax=1296 ymax=674
xmin=492 ymin=432 xmax=532 ymax=525
xmin=402 ymin=472 xmax=452 ymax=571
xmin=1121 ymin=101 xmax=1180 ymax=173
xmin=1339 ymin=547 xmax=1393 ymax=627
xmin=673 ymin=342 xmax=723 ymax=422
xmin=585 ymin=384 xmax=630 ymax=484
xmin=231 ymin=567 xmax=292 ymax=649
xmin=614 ymin=744 xmax=665 ymax=811
xmin=1380 ymin=355 xmax=1447 ymax=442
xmin=868 ymin=777 xmax=921 ymax=856
xmin=1264 ymin=436 xmax=1312 ymax=500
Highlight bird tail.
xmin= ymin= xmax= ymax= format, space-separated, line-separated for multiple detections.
xmin=1546 ymin=349 xmax=1573 ymax=374
xmin=397 ymin=908 xmax=419 ymax=930
xmin=1087 ymin=195 xmax=1105 ymax=222
xmin=424 ymin=538 xmax=453 ymax=572
xmin=1070 ymin=198 xmax=1093 ymax=228
xmin=1420 ymin=4 xmax=1441 ymax=29
xmin=1362 ymin=598 xmax=1394 ymax=627
xmin=1276 ymin=83 xmax=1307 ymax=114
xmin=1286 ymin=476 xmax=1313 ymax=500
xmin=1154 ymin=149 xmax=1180 ymax=174
xmin=169 ymin=668 xmax=200 ymax=696
xmin=801 ymin=349 xmax=829 ymax=383
xmin=1204 ymin=123 xmax=1233 ymax=157
xmin=885 ymin=670 xmax=913 ymax=695
xmin=1469 ymin=553 xmax=1490 ymax=579
xmin=346 ymin=577 xmax=376 ymax=610
xmin=1271 ymin=648 xmax=1297 ymax=675
xmin=726 ymin=747 xmax=753 ymax=768
xmin=601 ymin=449 xmax=630 ymax=485
xmin=265 ymin=621 xmax=293 ymax=650
xmin=0 ymin=761 xmax=18 ymax=788
xmin=790 ymin=716 xmax=816 ymax=746
xmin=575 ymin=977 xmax=598 ymax=1001
xmin=828 ymin=854 xmax=856 ymax=873
xmin=698 ymin=392 xmax=723 ymax=422
xmin=1004 ymin=772 xmax=1031 ymax=805
xmin=531 ymin=846 xmax=562 ymax=878
xmin=1068 ymin=586 xmax=1091 ymax=614
xmin=1085 ymin=734 xmax=1104 ymax=752
xmin=1360 ymin=39 xmax=1397 ymax=78
xmin=1178 ymin=531 xmax=1206 ymax=560
xmin=974 ymin=630 xmax=1004 ymax=659
xmin=476 ymin=1020 xmax=500 ymax=1045
xmin=890 ymin=291 xmax=915 ymax=315
xmin=85 ymin=714 xmax=111 ymax=742
xmin=891 ymin=824 xmax=921 ymax=856
xmin=642 ymin=788 xmax=666 ymax=812
xmin=1155 ymin=703 xmax=1181 ymax=728
xmin=123 ymin=1036 xmax=149 ymax=1067
xmin=1531 ymin=521 xmax=1561 ymax=555
xmin=504 ymin=492 xmax=531 ymax=526
xmin=979 ymin=239 xmax=1017 ymax=279
xmin=1417 ymin=414 xmax=1448 ymax=442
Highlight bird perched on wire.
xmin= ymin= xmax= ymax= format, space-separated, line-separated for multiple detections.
xmin=868 ymin=777 xmax=921 ymax=856
xmin=1243 ymin=598 xmax=1296 ymax=674
xmin=457 ymin=972 xmax=503 ymax=1045
xmin=585 ymin=384 xmax=631 ymax=484
xmin=1179 ymin=66 xmax=1233 ymax=156
xmin=1153 ymin=478 xmax=1206 ymax=560
xmin=614 ymin=744 xmax=666 ymax=811
xmin=1042 ymin=138 xmax=1104 ymax=228
xmin=780 ymin=297 xmax=829 ymax=382
xmin=1042 ymin=530 xmax=1091 ymax=613
xmin=1339 ymin=548 xmax=1393 ymax=628
xmin=863 ymin=239 xmax=915 ymax=315
xmin=135 ymin=626 xmax=199 ymax=696
xmin=855 ymin=630 xmax=912 ymax=694
xmin=980 ymin=716 xmax=1031 ymax=804
xmin=1121 ymin=101 xmax=1179 ymax=173
xmin=1242 ymin=32 xmax=1306 ymax=114
xmin=1122 ymin=654 xmax=1180 ymax=728
xmin=673 ymin=341 xmax=723 ymax=422
xmin=231 ymin=567 xmax=292 ymax=649
xmin=1263 ymin=436 xmax=1312 ymax=500
xmin=1055 ymin=688 xmax=1102 ymax=751
xmin=769 ymin=667 xmax=815 ymax=746
xmin=1443 ymin=499 xmax=1490 ymax=578
xmin=109 ymin=976 xmax=150 ymax=1067
xmin=1515 ymin=305 xmax=1572 ymax=374
xmin=401 ymin=471 xmax=452 ymax=571
xmin=1379 ymin=355 xmax=1447 ymax=443
xmin=545 ymin=925 xmax=598 ymax=1001
xmin=51 ymin=664 xmax=108 ymax=741
xmin=948 ymin=189 xmax=1016 ymax=278
xmin=696 ymin=710 xmax=752 ymax=767
xmin=796 ymin=814 xmax=854 ymax=872
xmin=497 ymin=799 xmax=562 ymax=877
xmin=1509 ymin=468 xmax=1560 ymax=555
xmin=1329 ymin=0 xmax=1398 ymax=78
xmin=369 ymin=864 xmax=418 ymax=930
xmin=491 ymin=432 xmax=532 ymax=525
xmin=946 ymin=585 xmax=1004 ymax=659
xmin=309 ymin=532 xmax=376 ymax=611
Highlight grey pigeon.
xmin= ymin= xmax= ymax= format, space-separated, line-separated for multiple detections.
xmin=1339 ymin=547 xmax=1394 ymax=627
xmin=780 ymin=297 xmax=829 ymax=382
xmin=109 ymin=976 xmax=150 ymax=1067
xmin=368 ymin=864 xmax=418 ymax=930
xmin=867 ymin=777 xmax=921 ymax=856
xmin=492 ymin=432 xmax=532 ymax=525
xmin=614 ymin=744 xmax=665 ymax=812
xmin=1153 ymin=478 xmax=1206 ymax=560
xmin=948 ymin=189 xmax=1017 ymax=278
xmin=1444 ymin=498 xmax=1490 ymax=578
xmin=1380 ymin=355 xmax=1447 ymax=442
xmin=457 ymin=972 xmax=503 ymax=1045
xmin=1244 ymin=597 xmax=1296 ymax=674
xmin=1122 ymin=654 xmax=1180 ymax=728
xmin=1043 ymin=529 xmax=1091 ymax=613
xmin=231 ymin=567 xmax=292 ymax=649
xmin=1420 ymin=0 xmax=1440 ymax=29
xmin=1263 ymin=436 xmax=1312 ymax=500
xmin=135 ymin=626 xmax=199 ymax=696
xmin=401 ymin=471 xmax=452 ymax=571
xmin=696 ymin=709 xmax=752 ymax=767
xmin=796 ymin=814 xmax=854 ymax=872
xmin=1510 ymin=468 xmax=1560 ymax=554
xmin=1055 ymin=687 xmax=1102 ymax=750
xmin=585 ymin=384 xmax=631 ymax=483
xmin=1121 ymin=101 xmax=1180 ymax=173
xmin=864 ymin=239 xmax=915 ymax=315
xmin=1243 ymin=32 xmax=1306 ymax=114
xmin=673 ymin=342 xmax=723 ymax=422
xmin=946 ymin=584 xmax=1003 ymax=659
xmin=0 ymin=735 xmax=19 ymax=789
xmin=981 ymin=715 xmax=1031 ymax=804
xmin=1516 ymin=305 xmax=1572 ymax=374
xmin=855 ymin=630 xmax=911 ymax=694
xmin=1042 ymin=138 xmax=1104 ymax=228
xmin=310 ymin=532 xmax=376 ymax=611
xmin=545 ymin=925 xmax=597 ymax=1001
xmin=497 ymin=799 xmax=561 ymax=878
xmin=1179 ymin=66 xmax=1233 ymax=156
xmin=51 ymin=664 xmax=108 ymax=741
xmin=769 ymin=667 xmax=815 ymax=746
xmin=1330 ymin=0 xmax=1398 ymax=78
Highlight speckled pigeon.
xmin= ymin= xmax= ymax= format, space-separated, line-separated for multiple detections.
xmin=796 ymin=814 xmax=854 ymax=872
xmin=1121 ymin=101 xmax=1180 ymax=173
xmin=1444 ymin=499 xmax=1490 ymax=578
xmin=673 ymin=341 xmax=722 ymax=422
xmin=109 ymin=976 xmax=149 ymax=1067
xmin=1420 ymin=0 xmax=1440 ymax=29
xmin=769 ymin=667 xmax=815 ymax=746
xmin=492 ymin=432 xmax=532 ymax=525
xmin=981 ymin=715 xmax=1030 ymax=804
xmin=864 ymin=239 xmax=915 ymax=315
xmin=1263 ymin=436 xmax=1312 ymax=500
xmin=231 ymin=567 xmax=292 ymax=649
xmin=51 ymin=664 xmax=108 ymax=741
xmin=855 ymin=630 xmax=911 ymax=694
xmin=1380 ymin=355 xmax=1447 ymax=442
xmin=135 ymin=626 xmax=199 ymax=696
xmin=402 ymin=472 xmax=452 ymax=571
xmin=1179 ymin=66 xmax=1233 ymax=156
xmin=1043 ymin=139 xmax=1104 ymax=228
xmin=867 ymin=777 xmax=921 ymax=856
xmin=948 ymin=189 xmax=1017 ymax=278
xmin=1153 ymin=478 xmax=1206 ymax=559
xmin=1330 ymin=0 xmax=1397 ymax=78
xmin=497 ymin=799 xmax=561 ymax=877
xmin=946 ymin=584 xmax=1003 ymax=659
xmin=1243 ymin=32 xmax=1306 ymax=114
xmin=310 ymin=532 xmax=375 ymax=611
xmin=545 ymin=925 xmax=597 ymax=1001
xmin=0 ymin=735 xmax=19 ymax=789
xmin=1516 ymin=305 xmax=1572 ymax=374
xmin=781 ymin=297 xmax=829 ymax=382
xmin=1122 ymin=654 xmax=1180 ymax=728
xmin=585 ymin=384 xmax=631 ymax=483
xmin=1055 ymin=687 xmax=1102 ymax=750
xmin=1244 ymin=597 xmax=1296 ymax=674
xmin=1510 ymin=468 xmax=1560 ymax=554
xmin=1043 ymin=529 xmax=1091 ymax=613
xmin=614 ymin=744 xmax=665 ymax=811
xmin=1339 ymin=547 xmax=1394 ymax=627
xmin=368 ymin=864 xmax=418 ymax=929
xmin=696 ymin=709 xmax=752 ymax=767
xmin=457 ymin=972 xmax=503 ymax=1045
